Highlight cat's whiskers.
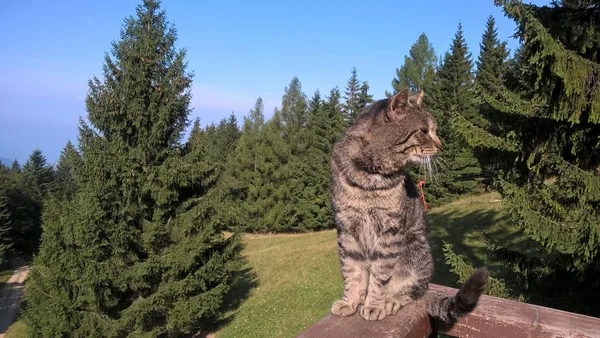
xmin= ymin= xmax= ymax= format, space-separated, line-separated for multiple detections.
xmin=427 ymin=156 xmax=433 ymax=182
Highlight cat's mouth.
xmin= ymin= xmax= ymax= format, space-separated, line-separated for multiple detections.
xmin=410 ymin=147 xmax=438 ymax=158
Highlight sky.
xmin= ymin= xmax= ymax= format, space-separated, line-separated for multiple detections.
xmin=0 ymin=0 xmax=550 ymax=164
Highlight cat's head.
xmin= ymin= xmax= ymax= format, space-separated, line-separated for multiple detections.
xmin=364 ymin=88 xmax=441 ymax=174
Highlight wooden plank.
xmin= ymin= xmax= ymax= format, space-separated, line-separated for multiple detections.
xmin=429 ymin=284 xmax=600 ymax=338
xmin=296 ymin=299 xmax=432 ymax=338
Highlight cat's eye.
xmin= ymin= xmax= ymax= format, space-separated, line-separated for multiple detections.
xmin=421 ymin=128 xmax=429 ymax=134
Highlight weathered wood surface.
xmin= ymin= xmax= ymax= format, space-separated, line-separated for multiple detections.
xmin=430 ymin=284 xmax=600 ymax=338
xmin=296 ymin=298 xmax=432 ymax=338
xmin=297 ymin=283 xmax=600 ymax=338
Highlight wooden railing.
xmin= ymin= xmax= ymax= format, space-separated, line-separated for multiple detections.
xmin=297 ymin=284 xmax=600 ymax=338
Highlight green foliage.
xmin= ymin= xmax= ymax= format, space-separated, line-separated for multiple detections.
xmin=475 ymin=16 xmax=510 ymax=97
xmin=52 ymin=141 xmax=80 ymax=200
xmin=417 ymin=24 xmax=484 ymax=206
xmin=10 ymin=160 xmax=21 ymax=173
xmin=219 ymin=78 xmax=342 ymax=233
xmin=442 ymin=243 xmax=519 ymax=300
xmin=456 ymin=0 xmax=600 ymax=316
xmin=23 ymin=149 xmax=54 ymax=202
xmin=0 ymin=151 xmax=47 ymax=256
xmin=0 ymin=185 xmax=13 ymax=266
xmin=203 ymin=112 xmax=241 ymax=167
xmin=324 ymin=87 xmax=346 ymax=146
xmin=24 ymin=1 xmax=242 ymax=336
xmin=357 ymin=81 xmax=373 ymax=113
xmin=390 ymin=32 xmax=438 ymax=102
xmin=342 ymin=67 xmax=363 ymax=125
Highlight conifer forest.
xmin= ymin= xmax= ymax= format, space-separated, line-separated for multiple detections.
xmin=0 ymin=0 xmax=599 ymax=336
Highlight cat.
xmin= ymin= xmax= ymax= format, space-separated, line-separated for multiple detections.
xmin=329 ymin=88 xmax=488 ymax=323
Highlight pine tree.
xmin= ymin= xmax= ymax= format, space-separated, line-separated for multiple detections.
xmin=221 ymin=98 xmax=267 ymax=232
xmin=10 ymin=160 xmax=20 ymax=173
xmin=475 ymin=15 xmax=510 ymax=96
xmin=343 ymin=67 xmax=362 ymax=125
xmin=426 ymin=23 xmax=483 ymax=203
xmin=357 ymin=81 xmax=373 ymax=113
xmin=285 ymin=90 xmax=335 ymax=231
xmin=23 ymin=149 xmax=54 ymax=200
xmin=53 ymin=141 xmax=80 ymax=200
xmin=390 ymin=32 xmax=438 ymax=103
xmin=205 ymin=112 xmax=241 ymax=166
xmin=24 ymin=1 xmax=242 ymax=336
xmin=280 ymin=77 xmax=308 ymax=144
xmin=451 ymin=0 xmax=600 ymax=315
xmin=324 ymin=87 xmax=346 ymax=146
xmin=0 ymin=181 xmax=13 ymax=266
xmin=472 ymin=15 xmax=511 ymax=186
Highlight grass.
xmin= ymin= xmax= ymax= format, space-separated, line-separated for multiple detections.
xmin=216 ymin=231 xmax=343 ymax=338
xmin=5 ymin=320 xmax=28 ymax=338
xmin=5 ymin=193 xmax=518 ymax=338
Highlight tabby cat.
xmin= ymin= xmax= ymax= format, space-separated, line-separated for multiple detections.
xmin=330 ymin=88 xmax=488 ymax=323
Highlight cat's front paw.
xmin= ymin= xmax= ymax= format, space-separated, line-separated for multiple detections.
xmin=384 ymin=295 xmax=411 ymax=315
xmin=359 ymin=304 xmax=386 ymax=321
xmin=331 ymin=299 xmax=357 ymax=316
xmin=384 ymin=298 xmax=402 ymax=315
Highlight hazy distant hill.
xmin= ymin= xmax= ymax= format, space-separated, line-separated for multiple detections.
xmin=0 ymin=157 xmax=14 ymax=167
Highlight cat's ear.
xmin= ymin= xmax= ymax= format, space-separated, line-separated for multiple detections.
xmin=408 ymin=89 xmax=424 ymax=106
xmin=387 ymin=88 xmax=410 ymax=119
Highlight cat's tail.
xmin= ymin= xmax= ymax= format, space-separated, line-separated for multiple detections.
xmin=425 ymin=267 xmax=489 ymax=326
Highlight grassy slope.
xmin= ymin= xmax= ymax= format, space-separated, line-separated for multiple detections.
xmin=216 ymin=231 xmax=343 ymax=338
xmin=217 ymin=192 xmax=518 ymax=338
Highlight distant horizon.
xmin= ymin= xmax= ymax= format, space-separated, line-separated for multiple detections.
xmin=0 ymin=0 xmax=550 ymax=164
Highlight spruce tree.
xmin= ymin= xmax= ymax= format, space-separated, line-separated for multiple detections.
xmin=280 ymin=77 xmax=308 ymax=144
xmin=23 ymin=149 xmax=54 ymax=200
xmin=343 ymin=67 xmax=362 ymax=125
xmin=24 ymin=1 xmax=242 ymax=336
xmin=390 ymin=32 xmax=438 ymax=102
xmin=53 ymin=141 xmax=80 ymax=200
xmin=10 ymin=160 xmax=20 ymax=173
xmin=286 ymin=90 xmax=335 ymax=231
xmin=324 ymin=87 xmax=346 ymax=146
xmin=221 ymin=98 xmax=265 ymax=232
xmin=427 ymin=23 xmax=483 ymax=203
xmin=357 ymin=81 xmax=374 ymax=113
xmin=475 ymin=15 xmax=509 ymax=96
xmin=0 ymin=180 xmax=13 ymax=266
xmin=450 ymin=0 xmax=600 ymax=315
xmin=473 ymin=15 xmax=511 ymax=185
xmin=205 ymin=112 xmax=241 ymax=166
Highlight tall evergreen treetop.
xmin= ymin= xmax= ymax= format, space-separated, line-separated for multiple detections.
xmin=25 ymin=1 xmax=242 ymax=336
xmin=10 ymin=160 xmax=20 ymax=173
xmin=325 ymin=87 xmax=346 ymax=145
xmin=343 ymin=67 xmax=363 ymax=125
xmin=475 ymin=15 xmax=510 ymax=91
xmin=53 ymin=141 xmax=80 ymax=200
xmin=391 ymin=32 xmax=438 ymax=98
xmin=357 ymin=81 xmax=374 ymax=113
xmin=280 ymin=77 xmax=308 ymax=135
xmin=23 ymin=149 xmax=54 ymax=200
xmin=439 ymin=22 xmax=475 ymax=115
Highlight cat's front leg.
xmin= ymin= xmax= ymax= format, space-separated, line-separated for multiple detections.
xmin=360 ymin=257 xmax=395 ymax=321
xmin=331 ymin=233 xmax=368 ymax=317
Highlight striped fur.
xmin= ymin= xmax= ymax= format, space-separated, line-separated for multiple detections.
xmin=330 ymin=89 xmax=488 ymax=322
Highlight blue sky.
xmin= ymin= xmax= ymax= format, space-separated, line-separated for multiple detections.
xmin=0 ymin=0 xmax=549 ymax=164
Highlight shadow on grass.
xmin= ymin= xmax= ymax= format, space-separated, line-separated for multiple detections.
xmin=193 ymin=258 xmax=259 ymax=337
xmin=427 ymin=208 xmax=499 ymax=287
xmin=425 ymin=205 xmax=533 ymax=290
